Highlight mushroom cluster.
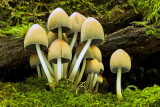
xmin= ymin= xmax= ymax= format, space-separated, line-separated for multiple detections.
xmin=24 ymin=7 xmax=105 ymax=92
xmin=24 ymin=7 xmax=132 ymax=100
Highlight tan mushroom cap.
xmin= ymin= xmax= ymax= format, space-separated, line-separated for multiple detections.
xmin=91 ymin=45 xmax=102 ymax=62
xmin=85 ymin=58 xmax=100 ymax=74
xmin=48 ymin=39 xmax=72 ymax=63
xmin=47 ymin=31 xmax=58 ymax=46
xmin=97 ymin=74 xmax=103 ymax=84
xmin=66 ymin=12 xmax=86 ymax=38
xmin=76 ymin=44 xmax=94 ymax=61
xmin=81 ymin=17 xmax=104 ymax=45
xmin=47 ymin=8 xmax=71 ymax=33
xmin=30 ymin=53 xmax=41 ymax=68
xmin=110 ymin=49 xmax=131 ymax=74
xmin=100 ymin=61 xmax=104 ymax=74
xmin=24 ymin=24 xmax=48 ymax=51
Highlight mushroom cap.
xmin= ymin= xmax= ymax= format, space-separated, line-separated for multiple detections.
xmin=24 ymin=24 xmax=48 ymax=51
xmin=97 ymin=74 xmax=103 ymax=84
xmin=47 ymin=8 xmax=71 ymax=33
xmin=85 ymin=58 xmax=100 ymax=74
xmin=110 ymin=49 xmax=131 ymax=74
xmin=48 ymin=39 xmax=72 ymax=63
xmin=47 ymin=31 xmax=58 ymax=46
xmin=81 ymin=17 xmax=104 ymax=45
xmin=91 ymin=45 xmax=102 ymax=62
xmin=30 ymin=53 xmax=41 ymax=68
xmin=76 ymin=44 xmax=94 ymax=61
xmin=66 ymin=12 xmax=86 ymax=38
xmin=100 ymin=61 xmax=104 ymax=74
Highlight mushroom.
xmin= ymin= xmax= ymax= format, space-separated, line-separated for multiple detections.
xmin=85 ymin=58 xmax=100 ymax=91
xmin=69 ymin=17 xmax=104 ymax=81
xmin=29 ymin=53 xmax=41 ymax=78
xmin=90 ymin=45 xmax=102 ymax=62
xmin=48 ymin=39 xmax=72 ymax=82
xmin=95 ymin=74 xmax=103 ymax=92
xmin=47 ymin=7 xmax=71 ymax=39
xmin=66 ymin=12 xmax=86 ymax=50
xmin=24 ymin=24 xmax=55 ymax=90
xmin=110 ymin=49 xmax=131 ymax=100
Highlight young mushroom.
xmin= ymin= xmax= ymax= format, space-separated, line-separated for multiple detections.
xmin=110 ymin=49 xmax=131 ymax=100
xmin=47 ymin=7 xmax=71 ymax=39
xmin=30 ymin=53 xmax=41 ymax=78
xmin=48 ymin=39 xmax=72 ymax=82
xmin=24 ymin=24 xmax=55 ymax=90
xmin=95 ymin=74 xmax=103 ymax=92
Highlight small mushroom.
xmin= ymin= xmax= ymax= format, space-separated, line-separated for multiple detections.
xmin=95 ymin=74 xmax=103 ymax=92
xmin=30 ymin=53 xmax=41 ymax=78
xmin=110 ymin=49 xmax=131 ymax=100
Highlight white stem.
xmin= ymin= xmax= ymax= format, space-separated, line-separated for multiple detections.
xmin=58 ymin=27 xmax=62 ymax=39
xmin=68 ymin=54 xmax=77 ymax=76
xmin=36 ymin=44 xmax=53 ymax=83
xmin=75 ymin=66 xmax=80 ymax=82
xmin=41 ymin=51 xmax=54 ymax=78
xmin=41 ymin=66 xmax=47 ymax=79
xmin=61 ymin=64 xmax=63 ymax=78
xmin=57 ymin=57 xmax=61 ymax=82
xmin=85 ymin=74 xmax=90 ymax=89
xmin=36 ymin=65 xmax=41 ymax=78
xmin=95 ymin=83 xmax=99 ymax=92
xmin=36 ymin=44 xmax=55 ymax=90
xmin=69 ymin=39 xmax=92 ymax=81
xmin=54 ymin=64 xmax=57 ymax=81
xmin=63 ymin=63 xmax=68 ymax=78
xmin=89 ymin=72 xmax=94 ymax=91
xmin=92 ymin=73 xmax=97 ymax=89
xmin=73 ymin=59 xmax=86 ymax=89
xmin=116 ymin=67 xmax=123 ymax=100
xmin=70 ymin=32 xmax=78 ymax=51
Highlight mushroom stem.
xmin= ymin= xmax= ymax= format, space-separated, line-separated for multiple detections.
xmin=70 ymin=32 xmax=78 ymax=50
xmin=61 ymin=63 xmax=63 ymax=78
xmin=58 ymin=27 xmax=62 ymax=39
xmin=89 ymin=72 xmax=94 ymax=91
xmin=41 ymin=51 xmax=54 ymax=77
xmin=69 ymin=39 xmax=91 ymax=81
xmin=95 ymin=83 xmax=99 ymax=92
xmin=36 ymin=65 xmax=41 ymax=78
xmin=41 ymin=66 xmax=47 ymax=79
xmin=85 ymin=74 xmax=91 ymax=89
xmin=57 ymin=57 xmax=61 ymax=82
xmin=92 ymin=74 xmax=97 ymax=89
xmin=73 ymin=59 xmax=86 ymax=89
xmin=116 ymin=67 xmax=123 ymax=100
xmin=63 ymin=63 xmax=68 ymax=78
xmin=68 ymin=54 xmax=77 ymax=76
xmin=36 ymin=44 xmax=55 ymax=90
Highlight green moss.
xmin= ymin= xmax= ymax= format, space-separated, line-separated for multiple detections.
xmin=145 ymin=27 xmax=160 ymax=39
xmin=0 ymin=77 xmax=160 ymax=106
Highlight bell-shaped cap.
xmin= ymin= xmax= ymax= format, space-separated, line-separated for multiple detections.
xmin=81 ymin=17 xmax=104 ymax=45
xmin=97 ymin=74 xmax=103 ymax=84
xmin=48 ymin=39 xmax=72 ymax=63
xmin=47 ymin=31 xmax=58 ymax=46
xmin=24 ymin=24 xmax=48 ymax=51
xmin=85 ymin=58 xmax=100 ymax=74
xmin=110 ymin=49 xmax=131 ymax=74
xmin=30 ymin=53 xmax=41 ymax=68
xmin=47 ymin=8 xmax=71 ymax=33
xmin=91 ymin=45 xmax=102 ymax=62
xmin=100 ymin=61 xmax=104 ymax=74
xmin=66 ymin=12 xmax=86 ymax=38
xmin=76 ymin=44 xmax=94 ymax=61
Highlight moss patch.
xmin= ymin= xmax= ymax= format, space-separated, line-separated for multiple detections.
xmin=0 ymin=77 xmax=160 ymax=106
